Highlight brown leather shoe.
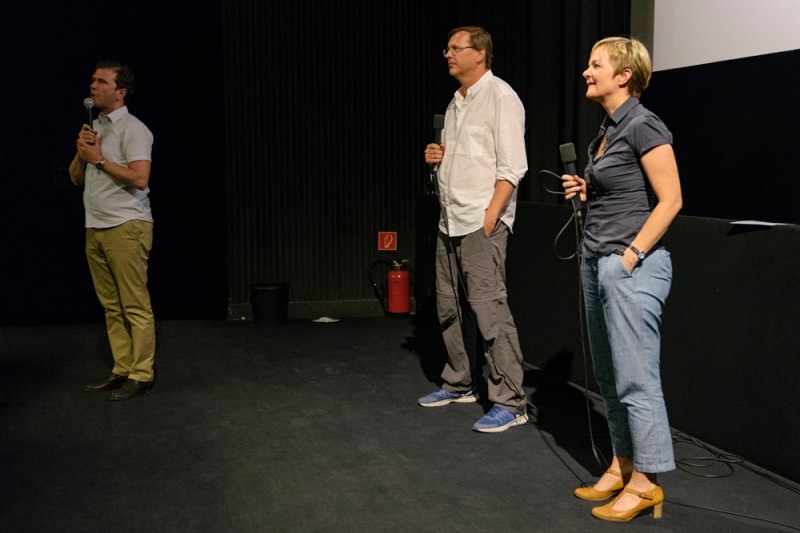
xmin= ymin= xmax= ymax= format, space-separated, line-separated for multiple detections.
xmin=108 ymin=379 xmax=154 ymax=401
xmin=85 ymin=372 xmax=128 ymax=392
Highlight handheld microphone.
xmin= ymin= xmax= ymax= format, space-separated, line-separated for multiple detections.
xmin=83 ymin=98 xmax=95 ymax=130
xmin=559 ymin=142 xmax=584 ymax=229
xmin=427 ymin=114 xmax=445 ymax=195
xmin=431 ymin=114 xmax=445 ymax=175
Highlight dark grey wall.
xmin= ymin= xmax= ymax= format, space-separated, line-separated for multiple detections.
xmin=1 ymin=0 xmax=628 ymax=326
xmin=220 ymin=0 xmax=629 ymax=319
xmin=0 ymin=0 xmax=226 ymax=325
xmin=644 ymin=50 xmax=800 ymax=225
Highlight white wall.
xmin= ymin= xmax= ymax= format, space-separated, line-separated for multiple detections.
xmin=653 ymin=0 xmax=800 ymax=71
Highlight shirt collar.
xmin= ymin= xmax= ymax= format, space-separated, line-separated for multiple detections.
xmin=101 ymin=105 xmax=129 ymax=124
xmin=607 ymin=96 xmax=639 ymax=125
xmin=600 ymin=96 xmax=639 ymax=137
xmin=455 ymin=69 xmax=494 ymax=101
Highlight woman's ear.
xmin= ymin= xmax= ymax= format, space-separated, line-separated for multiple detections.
xmin=617 ymin=68 xmax=633 ymax=90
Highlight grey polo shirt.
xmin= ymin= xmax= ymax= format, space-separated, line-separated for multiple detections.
xmin=581 ymin=97 xmax=673 ymax=258
xmin=84 ymin=106 xmax=154 ymax=229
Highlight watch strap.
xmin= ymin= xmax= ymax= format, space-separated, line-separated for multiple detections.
xmin=629 ymin=245 xmax=646 ymax=260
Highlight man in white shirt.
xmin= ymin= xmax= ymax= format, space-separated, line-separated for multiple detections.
xmin=69 ymin=61 xmax=156 ymax=401
xmin=420 ymin=27 xmax=529 ymax=432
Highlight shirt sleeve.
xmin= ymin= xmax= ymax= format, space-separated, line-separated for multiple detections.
xmin=494 ymin=92 xmax=528 ymax=187
xmin=121 ymin=120 xmax=154 ymax=163
xmin=630 ymin=113 xmax=672 ymax=158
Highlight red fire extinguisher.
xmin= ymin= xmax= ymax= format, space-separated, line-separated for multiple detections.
xmin=370 ymin=257 xmax=411 ymax=318
xmin=387 ymin=261 xmax=411 ymax=317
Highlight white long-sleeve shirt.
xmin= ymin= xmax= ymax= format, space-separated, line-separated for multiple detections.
xmin=438 ymin=70 xmax=528 ymax=237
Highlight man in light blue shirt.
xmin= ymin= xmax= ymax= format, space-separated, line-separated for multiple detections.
xmin=69 ymin=61 xmax=156 ymax=401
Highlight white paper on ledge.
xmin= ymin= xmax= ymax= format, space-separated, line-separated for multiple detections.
xmin=312 ymin=316 xmax=340 ymax=323
xmin=729 ymin=220 xmax=790 ymax=227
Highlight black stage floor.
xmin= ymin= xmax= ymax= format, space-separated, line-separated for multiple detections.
xmin=1 ymin=318 xmax=798 ymax=532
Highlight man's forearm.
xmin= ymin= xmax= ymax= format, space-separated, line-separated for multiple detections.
xmin=68 ymin=153 xmax=86 ymax=186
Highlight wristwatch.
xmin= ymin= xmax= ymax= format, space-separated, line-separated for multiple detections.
xmin=628 ymin=245 xmax=646 ymax=261
xmin=95 ymin=159 xmax=106 ymax=171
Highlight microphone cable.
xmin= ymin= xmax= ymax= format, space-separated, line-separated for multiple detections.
xmin=538 ymin=168 xmax=606 ymax=468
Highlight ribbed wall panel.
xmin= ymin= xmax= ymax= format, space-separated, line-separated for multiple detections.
xmin=222 ymin=0 xmax=628 ymax=312
xmin=223 ymin=0 xmax=434 ymax=310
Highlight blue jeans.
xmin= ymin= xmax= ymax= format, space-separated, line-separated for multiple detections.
xmin=581 ymin=249 xmax=675 ymax=473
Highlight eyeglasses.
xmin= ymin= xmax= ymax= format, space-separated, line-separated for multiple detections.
xmin=442 ymin=46 xmax=476 ymax=57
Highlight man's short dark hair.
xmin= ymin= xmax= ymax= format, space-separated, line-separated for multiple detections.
xmin=95 ymin=60 xmax=136 ymax=97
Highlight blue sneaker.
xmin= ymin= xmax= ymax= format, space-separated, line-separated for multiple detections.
xmin=472 ymin=406 xmax=528 ymax=433
xmin=418 ymin=387 xmax=478 ymax=407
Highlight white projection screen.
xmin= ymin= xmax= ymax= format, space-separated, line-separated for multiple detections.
xmin=653 ymin=0 xmax=800 ymax=71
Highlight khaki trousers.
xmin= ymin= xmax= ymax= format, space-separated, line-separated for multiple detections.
xmin=86 ymin=220 xmax=156 ymax=382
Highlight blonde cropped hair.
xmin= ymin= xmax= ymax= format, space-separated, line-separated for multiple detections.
xmin=592 ymin=37 xmax=652 ymax=97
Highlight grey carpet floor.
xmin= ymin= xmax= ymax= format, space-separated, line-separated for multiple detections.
xmin=1 ymin=318 xmax=798 ymax=532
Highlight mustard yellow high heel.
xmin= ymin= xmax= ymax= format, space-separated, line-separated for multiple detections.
xmin=574 ymin=469 xmax=624 ymax=501
xmin=591 ymin=485 xmax=664 ymax=522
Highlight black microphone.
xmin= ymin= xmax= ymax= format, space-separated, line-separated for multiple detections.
xmin=559 ymin=143 xmax=584 ymax=220
xmin=431 ymin=114 xmax=445 ymax=175
xmin=83 ymin=98 xmax=95 ymax=131
xmin=427 ymin=114 xmax=445 ymax=195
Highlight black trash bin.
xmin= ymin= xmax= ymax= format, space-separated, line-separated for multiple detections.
xmin=251 ymin=283 xmax=289 ymax=325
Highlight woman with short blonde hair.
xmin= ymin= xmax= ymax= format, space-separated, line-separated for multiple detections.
xmin=563 ymin=36 xmax=683 ymax=522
